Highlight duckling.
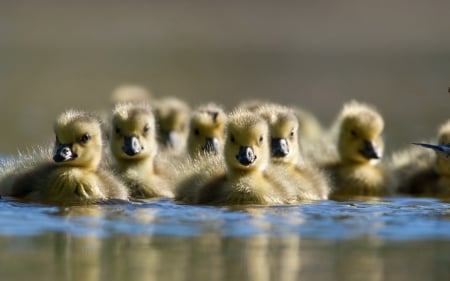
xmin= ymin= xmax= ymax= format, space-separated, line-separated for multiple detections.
xmin=109 ymin=84 xmax=153 ymax=106
xmin=236 ymin=99 xmax=324 ymax=142
xmin=324 ymin=100 xmax=395 ymax=199
xmin=0 ymin=110 xmax=129 ymax=204
xmin=153 ymin=97 xmax=191 ymax=154
xmin=256 ymin=104 xmax=330 ymax=200
xmin=110 ymin=103 xmax=174 ymax=198
xmin=393 ymin=120 xmax=450 ymax=198
xmin=176 ymin=110 xmax=290 ymax=205
xmin=187 ymin=103 xmax=227 ymax=158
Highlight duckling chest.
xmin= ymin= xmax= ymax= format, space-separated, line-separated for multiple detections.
xmin=336 ymin=164 xmax=388 ymax=194
xmin=47 ymin=168 xmax=106 ymax=200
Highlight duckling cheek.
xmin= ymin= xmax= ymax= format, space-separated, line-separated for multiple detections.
xmin=122 ymin=136 xmax=143 ymax=156
xmin=53 ymin=144 xmax=78 ymax=162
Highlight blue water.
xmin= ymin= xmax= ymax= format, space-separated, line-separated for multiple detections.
xmin=0 ymin=197 xmax=449 ymax=281
xmin=1 ymin=197 xmax=449 ymax=240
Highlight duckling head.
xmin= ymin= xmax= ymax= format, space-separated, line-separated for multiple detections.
xmin=109 ymin=84 xmax=152 ymax=107
xmin=154 ymin=97 xmax=190 ymax=151
xmin=187 ymin=103 xmax=227 ymax=156
xmin=110 ymin=103 xmax=157 ymax=161
xmin=225 ymin=110 xmax=270 ymax=172
xmin=256 ymin=104 xmax=300 ymax=165
xmin=337 ymin=101 xmax=384 ymax=164
xmin=53 ymin=110 xmax=103 ymax=170
xmin=414 ymin=120 xmax=450 ymax=176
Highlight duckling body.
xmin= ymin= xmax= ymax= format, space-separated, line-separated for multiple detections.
xmin=323 ymin=101 xmax=394 ymax=199
xmin=110 ymin=103 xmax=174 ymax=198
xmin=187 ymin=103 xmax=227 ymax=158
xmin=176 ymin=110 xmax=289 ymax=205
xmin=0 ymin=110 xmax=128 ymax=204
xmin=255 ymin=104 xmax=330 ymax=200
xmin=392 ymin=120 xmax=450 ymax=198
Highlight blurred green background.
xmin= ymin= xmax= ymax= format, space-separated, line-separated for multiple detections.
xmin=1 ymin=0 xmax=449 ymax=154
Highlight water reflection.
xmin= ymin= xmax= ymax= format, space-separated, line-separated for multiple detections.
xmin=0 ymin=198 xmax=449 ymax=281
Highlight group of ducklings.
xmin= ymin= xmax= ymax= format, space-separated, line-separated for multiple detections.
xmin=0 ymin=86 xmax=449 ymax=205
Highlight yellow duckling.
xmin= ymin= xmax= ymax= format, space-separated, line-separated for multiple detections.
xmin=0 ymin=110 xmax=129 ymax=204
xmin=393 ymin=120 xmax=450 ymax=198
xmin=176 ymin=110 xmax=290 ymax=205
xmin=110 ymin=103 xmax=174 ymax=199
xmin=236 ymin=99 xmax=324 ymax=141
xmin=187 ymin=103 xmax=227 ymax=158
xmin=256 ymin=104 xmax=330 ymax=200
xmin=109 ymin=84 xmax=153 ymax=106
xmin=153 ymin=97 xmax=191 ymax=154
xmin=324 ymin=100 xmax=395 ymax=199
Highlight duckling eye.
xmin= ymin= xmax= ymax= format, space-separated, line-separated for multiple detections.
xmin=194 ymin=128 xmax=200 ymax=136
xmin=259 ymin=135 xmax=264 ymax=143
xmin=143 ymin=124 xmax=150 ymax=133
xmin=230 ymin=134 xmax=235 ymax=143
xmin=80 ymin=133 xmax=91 ymax=143
xmin=290 ymin=130 xmax=295 ymax=138
xmin=350 ymin=129 xmax=358 ymax=138
xmin=115 ymin=127 xmax=121 ymax=135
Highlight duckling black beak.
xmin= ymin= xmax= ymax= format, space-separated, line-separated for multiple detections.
xmin=161 ymin=131 xmax=180 ymax=148
xmin=271 ymin=138 xmax=289 ymax=157
xmin=122 ymin=136 xmax=142 ymax=156
xmin=203 ymin=137 xmax=220 ymax=154
xmin=236 ymin=146 xmax=257 ymax=166
xmin=359 ymin=140 xmax=380 ymax=160
xmin=412 ymin=142 xmax=450 ymax=158
xmin=53 ymin=144 xmax=77 ymax=162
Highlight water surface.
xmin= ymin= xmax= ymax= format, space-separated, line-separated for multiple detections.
xmin=0 ymin=197 xmax=449 ymax=281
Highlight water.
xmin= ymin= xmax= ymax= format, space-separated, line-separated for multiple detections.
xmin=0 ymin=196 xmax=449 ymax=281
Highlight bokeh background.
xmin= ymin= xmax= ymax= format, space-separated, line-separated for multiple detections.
xmin=1 ymin=0 xmax=449 ymax=154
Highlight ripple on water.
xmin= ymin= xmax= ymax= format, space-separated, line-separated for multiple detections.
xmin=0 ymin=196 xmax=449 ymax=240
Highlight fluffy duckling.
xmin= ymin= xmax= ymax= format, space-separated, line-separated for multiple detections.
xmin=256 ymin=104 xmax=330 ymax=200
xmin=187 ymin=103 xmax=227 ymax=158
xmin=109 ymin=84 xmax=153 ymax=106
xmin=153 ymin=97 xmax=191 ymax=154
xmin=0 ymin=110 xmax=128 ymax=204
xmin=324 ymin=101 xmax=395 ymax=199
xmin=393 ymin=120 xmax=450 ymax=198
xmin=176 ymin=110 xmax=290 ymax=205
xmin=236 ymin=99 xmax=324 ymax=142
xmin=110 ymin=103 xmax=174 ymax=198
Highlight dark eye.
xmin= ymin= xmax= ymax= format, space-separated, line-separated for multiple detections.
xmin=259 ymin=135 xmax=264 ymax=143
xmin=115 ymin=127 xmax=121 ymax=135
xmin=290 ymin=130 xmax=295 ymax=137
xmin=350 ymin=130 xmax=357 ymax=137
xmin=80 ymin=133 xmax=91 ymax=143
xmin=230 ymin=134 xmax=235 ymax=143
xmin=143 ymin=124 xmax=150 ymax=133
xmin=194 ymin=128 xmax=200 ymax=136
